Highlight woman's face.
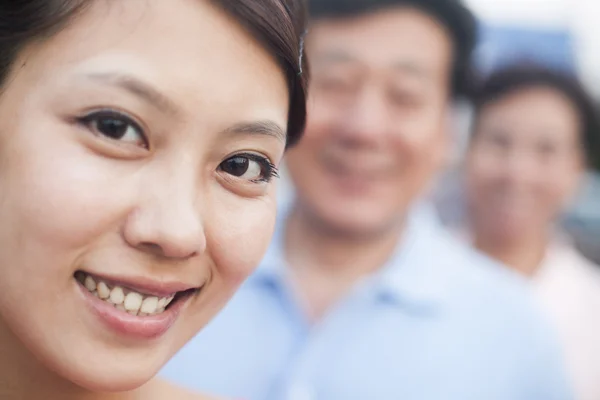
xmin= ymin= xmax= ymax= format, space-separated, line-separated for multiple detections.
xmin=466 ymin=87 xmax=584 ymax=241
xmin=0 ymin=0 xmax=288 ymax=392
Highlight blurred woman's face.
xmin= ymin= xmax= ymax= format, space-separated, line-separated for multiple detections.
xmin=466 ymin=87 xmax=584 ymax=241
xmin=0 ymin=0 xmax=288 ymax=392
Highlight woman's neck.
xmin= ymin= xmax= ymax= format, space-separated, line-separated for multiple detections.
xmin=472 ymin=227 xmax=548 ymax=277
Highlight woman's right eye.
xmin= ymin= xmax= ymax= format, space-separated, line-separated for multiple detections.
xmin=78 ymin=110 xmax=148 ymax=149
xmin=218 ymin=153 xmax=279 ymax=184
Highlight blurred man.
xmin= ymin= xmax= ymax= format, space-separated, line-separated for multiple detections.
xmin=162 ymin=1 xmax=573 ymax=399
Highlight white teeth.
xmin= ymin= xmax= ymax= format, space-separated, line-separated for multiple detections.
xmin=140 ymin=297 xmax=159 ymax=314
xmin=77 ymin=272 xmax=181 ymax=316
xmin=97 ymin=281 xmax=110 ymax=299
xmin=109 ymin=287 xmax=125 ymax=305
xmin=124 ymin=292 xmax=143 ymax=312
xmin=157 ymin=297 xmax=167 ymax=309
xmin=84 ymin=276 xmax=97 ymax=292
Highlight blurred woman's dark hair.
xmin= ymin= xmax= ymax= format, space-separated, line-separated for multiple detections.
xmin=472 ymin=63 xmax=600 ymax=171
xmin=308 ymin=0 xmax=477 ymax=99
xmin=0 ymin=0 xmax=308 ymax=147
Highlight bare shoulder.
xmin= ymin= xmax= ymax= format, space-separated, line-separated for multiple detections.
xmin=138 ymin=378 xmax=219 ymax=400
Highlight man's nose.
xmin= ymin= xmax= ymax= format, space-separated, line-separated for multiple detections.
xmin=339 ymin=86 xmax=390 ymax=144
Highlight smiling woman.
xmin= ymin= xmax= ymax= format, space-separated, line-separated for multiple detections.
xmin=0 ymin=0 xmax=307 ymax=399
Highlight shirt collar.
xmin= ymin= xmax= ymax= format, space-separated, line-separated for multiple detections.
xmin=373 ymin=203 xmax=455 ymax=310
xmin=249 ymin=201 xmax=455 ymax=311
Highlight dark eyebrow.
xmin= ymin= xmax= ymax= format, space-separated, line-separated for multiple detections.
xmin=83 ymin=72 xmax=180 ymax=116
xmin=312 ymin=49 xmax=359 ymax=67
xmin=392 ymin=60 xmax=430 ymax=80
xmin=315 ymin=50 xmax=430 ymax=82
xmin=224 ymin=120 xmax=286 ymax=143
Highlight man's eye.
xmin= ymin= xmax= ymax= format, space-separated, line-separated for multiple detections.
xmin=315 ymin=76 xmax=355 ymax=94
xmin=326 ymin=81 xmax=352 ymax=93
xmin=537 ymin=141 xmax=558 ymax=158
xmin=388 ymin=89 xmax=422 ymax=109
xmin=219 ymin=153 xmax=279 ymax=183
xmin=78 ymin=110 xmax=148 ymax=149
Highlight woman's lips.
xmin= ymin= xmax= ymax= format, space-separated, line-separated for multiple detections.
xmin=75 ymin=274 xmax=197 ymax=340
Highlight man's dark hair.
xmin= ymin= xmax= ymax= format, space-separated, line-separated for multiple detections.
xmin=472 ymin=63 xmax=600 ymax=171
xmin=308 ymin=0 xmax=477 ymax=99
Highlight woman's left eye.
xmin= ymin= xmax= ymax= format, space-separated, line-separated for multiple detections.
xmin=78 ymin=110 xmax=148 ymax=149
xmin=218 ymin=153 xmax=279 ymax=183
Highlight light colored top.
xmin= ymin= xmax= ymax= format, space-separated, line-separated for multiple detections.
xmin=533 ymin=241 xmax=600 ymax=400
xmin=161 ymin=204 xmax=573 ymax=400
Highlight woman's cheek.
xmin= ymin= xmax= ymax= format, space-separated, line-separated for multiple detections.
xmin=206 ymin=191 xmax=277 ymax=286
xmin=0 ymin=112 xmax=138 ymax=251
xmin=11 ymin=154 xmax=135 ymax=251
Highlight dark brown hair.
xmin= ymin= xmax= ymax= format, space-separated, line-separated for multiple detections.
xmin=308 ymin=0 xmax=477 ymax=99
xmin=0 ymin=0 xmax=308 ymax=147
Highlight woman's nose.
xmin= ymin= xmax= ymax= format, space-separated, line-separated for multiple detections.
xmin=123 ymin=179 xmax=206 ymax=261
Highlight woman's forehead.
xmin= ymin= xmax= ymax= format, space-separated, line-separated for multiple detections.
xmin=11 ymin=0 xmax=289 ymax=135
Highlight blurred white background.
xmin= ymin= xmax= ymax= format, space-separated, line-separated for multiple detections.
xmin=466 ymin=0 xmax=600 ymax=98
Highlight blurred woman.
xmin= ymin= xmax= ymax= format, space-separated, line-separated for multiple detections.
xmin=466 ymin=64 xmax=600 ymax=400
xmin=0 ymin=0 xmax=307 ymax=399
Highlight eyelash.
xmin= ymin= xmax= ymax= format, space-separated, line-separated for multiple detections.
xmin=255 ymin=154 xmax=280 ymax=183
xmin=220 ymin=152 xmax=280 ymax=184
xmin=76 ymin=109 xmax=149 ymax=149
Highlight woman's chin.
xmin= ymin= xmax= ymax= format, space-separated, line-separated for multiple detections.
xmin=60 ymin=363 xmax=158 ymax=393
xmin=35 ymin=344 xmax=166 ymax=394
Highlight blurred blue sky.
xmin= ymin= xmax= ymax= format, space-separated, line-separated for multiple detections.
xmin=475 ymin=24 xmax=575 ymax=74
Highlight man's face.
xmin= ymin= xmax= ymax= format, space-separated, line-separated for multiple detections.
xmin=286 ymin=7 xmax=453 ymax=236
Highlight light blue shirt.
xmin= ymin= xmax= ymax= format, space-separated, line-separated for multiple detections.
xmin=162 ymin=205 xmax=573 ymax=400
